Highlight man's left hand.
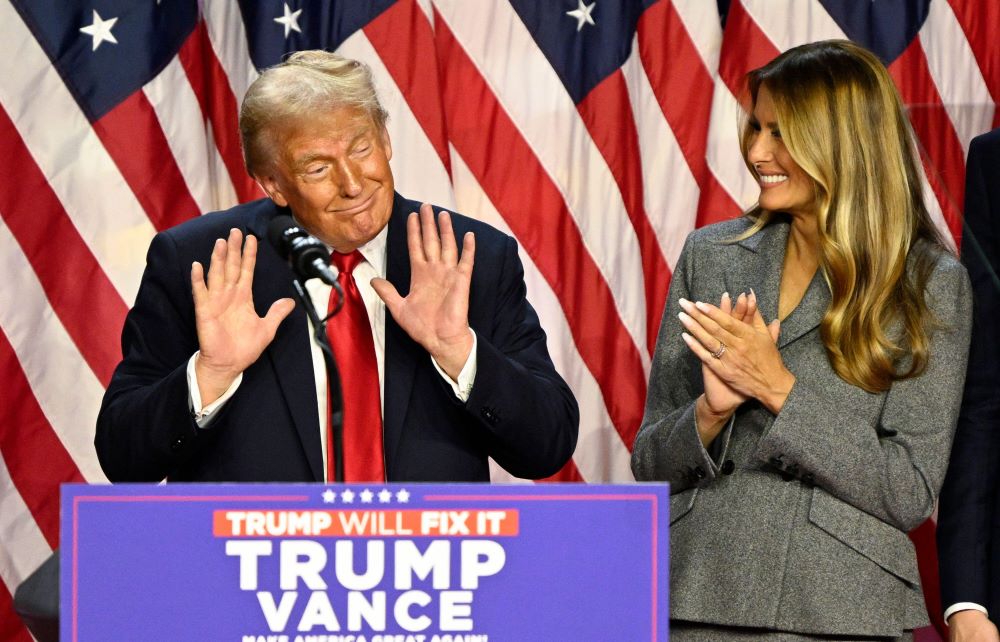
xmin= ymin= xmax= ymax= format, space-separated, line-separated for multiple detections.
xmin=372 ymin=203 xmax=475 ymax=380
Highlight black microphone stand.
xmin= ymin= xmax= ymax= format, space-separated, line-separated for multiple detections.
xmin=289 ymin=277 xmax=346 ymax=483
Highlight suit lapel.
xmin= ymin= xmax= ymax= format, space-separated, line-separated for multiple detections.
xmin=723 ymin=219 xmax=786 ymax=326
xmin=382 ymin=195 xmax=422 ymax=472
xmin=249 ymin=207 xmax=324 ymax=481
xmin=776 ymin=268 xmax=829 ymax=349
xmin=722 ymin=217 xmax=829 ymax=349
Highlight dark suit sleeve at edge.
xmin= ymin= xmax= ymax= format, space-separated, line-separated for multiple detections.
xmin=937 ymin=132 xmax=1000 ymax=612
xmin=95 ymin=230 xmax=211 ymax=482
xmin=462 ymin=235 xmax=579 ymax=479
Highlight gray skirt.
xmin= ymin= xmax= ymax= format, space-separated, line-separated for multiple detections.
xmin=669 ymin=620 xmax=915 ymax=641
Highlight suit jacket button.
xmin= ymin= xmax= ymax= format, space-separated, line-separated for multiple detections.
xmin=721 ymin=460 xmax=735 ymax=475
xmin=170 ymin=436 xmax=186 ymax=452
xmin=694 ymin=466 xmax=706 ymax=479
xmin=769 ymin=455 xmax=784 ymax=469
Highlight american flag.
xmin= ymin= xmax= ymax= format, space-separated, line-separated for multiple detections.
xmin=1 ymin=1 xmax=995 ymax=639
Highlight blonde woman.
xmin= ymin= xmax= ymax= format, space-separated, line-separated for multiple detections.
xmin=632 ymin=40 xmax=973 ymax=641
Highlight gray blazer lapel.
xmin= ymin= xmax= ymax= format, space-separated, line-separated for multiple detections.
xmin=777 ymin=269 xmax=829 ymax=349
xmin=723 ymin=219 xmax=786 ymax=325
xmin=721 ymin=217 xmax=829 ymax=348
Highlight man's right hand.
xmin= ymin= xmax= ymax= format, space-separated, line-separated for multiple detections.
xmin=191 ymin=228 xmax=295 ymax=405
xmin=949 ymin=610 xmax=1000 ymax=642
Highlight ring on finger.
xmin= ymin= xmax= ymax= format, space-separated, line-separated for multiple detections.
xmin=711 ymin=342 xmax=727 ymax=359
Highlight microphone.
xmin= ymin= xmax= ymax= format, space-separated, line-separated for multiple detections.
xmin=267 ymin=216 xmax=339 ymax=286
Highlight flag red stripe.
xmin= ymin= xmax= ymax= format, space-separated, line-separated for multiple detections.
xmin=637 ymin=1 xmax=713 ymax=190
xmin=0 ymin=105 xmax=127 ymax=387
xmin=0 ymin=580 xmax=34 ymax=642
xmin=909 ymin=519 xmax=946 ymax=638
xmin=91 ymin=92 xmax=201 ymax=231
xmin=947 ymin=0 xmax=1000 ymax=127
xmin=434 ymin=14 xmax=647 ymax=449
xmin=717 ymin=1 xmax=780 ymax=104
xmin=364 ymin=0 xmax=452 ymax=176
xmin=577 ymin=73 xmax=671 ymax=356
xmin=889 ymin=40 xmax=965 ymax=241
xmin=543 ymin=459 xmax=584 ymax=482
xmin=177 ymin=21 xmax=262 ymax=205
xmin=0 ymin=330 xmax=85 ymax=549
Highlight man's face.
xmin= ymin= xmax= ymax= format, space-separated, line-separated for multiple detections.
xmin=257 ymin=106 xmax=394 ymax=252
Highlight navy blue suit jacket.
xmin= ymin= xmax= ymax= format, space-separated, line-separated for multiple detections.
xmin=937 ymin=128 xmax=1000 ymax=619
xmin=96 ymin=193 xmax=578 ymax=482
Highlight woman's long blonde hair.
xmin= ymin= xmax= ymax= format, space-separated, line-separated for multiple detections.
xmin=738 ymin=40 xmax=949 ymax=393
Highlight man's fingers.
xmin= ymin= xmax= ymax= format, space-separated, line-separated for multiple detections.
xmin=370 ymin=277 xmax=404 ymax=315
xmin=458 ymin=231 xmax=475 ymax=274
xmin=224 ymin=228 xmax=243 ymax=285
xmin=438 ymin=210 xmax=459 ymax=264
xmin=191 ymin=261 xmax=208 ymax=305
xmin=206 ymin=237 xmax=226 ymax=292
xmin=419 ymin=203 xmax=441 ymax=262
xmin=240 ymin=235 xmax=258 ymax=290
xmin=406 ymin=212 xmax=424 ymax=264
xmin=262 ymin=297 xmax=296 ymax=334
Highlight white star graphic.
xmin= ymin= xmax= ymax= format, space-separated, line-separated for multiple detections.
xmin=395 ymin=489 xmax=410 ymax=503
xmin=566 ymin=0 xmax=596 ymax=32
xmin=321 ymin=489 xmax=336 ymax=504
xmin=274 ymin=3 xmax=303 ymax=39
xmin=378 ymin=489 xmax=392 ymax=503
xmin=360 ymin=489 xmax=374 ymax=503
xmin=340 ymin=489 xmax=356 ymax=503
xmin=79 ymin=10 xmax=119 ymax=51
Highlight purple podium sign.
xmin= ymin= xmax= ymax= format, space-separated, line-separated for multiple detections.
xmin=62 ymin=483 xmax=669 ymax=641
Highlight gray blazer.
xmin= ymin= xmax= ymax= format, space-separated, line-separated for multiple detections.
xmin=632 ymin=216 xmax=973 ymax=637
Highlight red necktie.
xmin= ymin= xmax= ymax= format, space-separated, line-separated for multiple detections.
xmin=326 ymin=250 xmax=385 ymax=482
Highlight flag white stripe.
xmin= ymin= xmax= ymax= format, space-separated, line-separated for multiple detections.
xmin=672 ymin=0 xmax=724 ymax=76
xmin=0 ymin=219 xmax=109 ymax=484
xmin=742 ymin=0 xmax=846 ymax=50
xmin=436 ymin=0 xmax=651 ymax=369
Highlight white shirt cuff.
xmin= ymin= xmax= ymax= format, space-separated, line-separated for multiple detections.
xmin=944 ymin=602 xmax=990 ymax=622
xmin=187 ymin=352 xmax=243 ymax=427
xmin=431 ymin=330 xmax=477 ymax=402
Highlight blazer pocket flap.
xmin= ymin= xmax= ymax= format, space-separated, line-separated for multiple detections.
xmin=808 ymin=488 xmax=920 ymax=586
xmin=670 ymin=488 xmax=697 ymax=525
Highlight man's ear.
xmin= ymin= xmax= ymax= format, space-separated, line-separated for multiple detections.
xmin=256 ymin=174 xmax=289 ymax=207
xmin=380 ymin=126 xmax=392 ymax=162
